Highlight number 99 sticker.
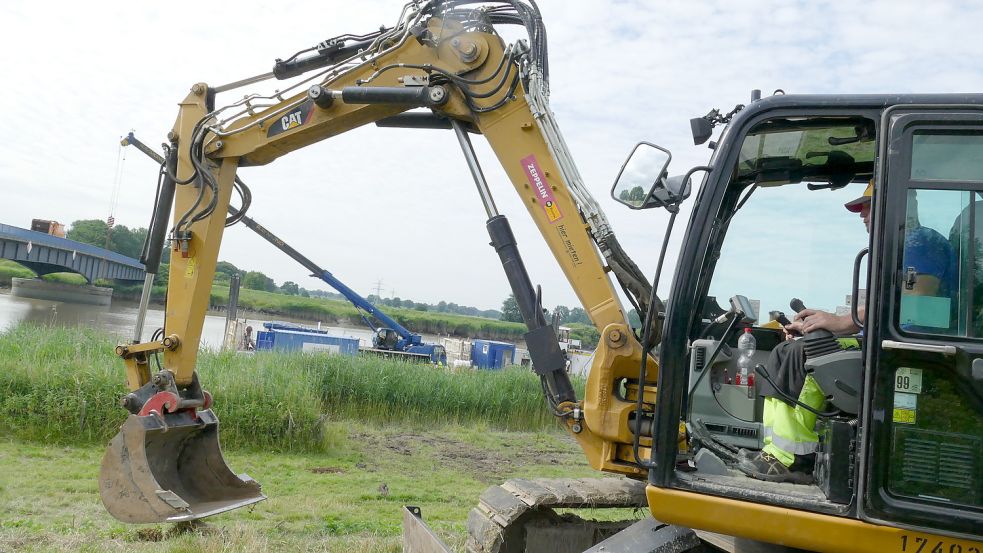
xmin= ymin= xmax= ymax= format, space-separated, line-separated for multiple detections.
xmin=895 ymin=367 xmax=923 ymax=394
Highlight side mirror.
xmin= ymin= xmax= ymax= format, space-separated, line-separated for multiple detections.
xmin=611 ymin=142 xmax=672 ymax=210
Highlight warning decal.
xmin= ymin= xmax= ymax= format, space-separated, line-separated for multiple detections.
xmin=521 ymin=154 xmax=563 ymax=223
xmin=893 ymin=392 xmax=917 ymax=425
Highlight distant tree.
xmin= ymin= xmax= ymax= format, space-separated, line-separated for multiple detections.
xmin=436 ymin=300 xmax=448 ymax=312
xmin=413 ymin=303 xmax=428 ymax=311
xmin=110 ymin=225 xmax=146 ymax=259
xmin=628 ymin=308 xmax=642 ymax=328
xmin=618 ymin=185 xmax=647 ymax=204
xmin=280 ymin=281 xmax=300 ymax=295
xmin=552 ymin=305 xmax=571 ymax=324
xmin=67 ymin=219 xmax=172 ymax=263
xmin=67 ymin=219 xmax=110 ymax=249
xmin=300 ymin=289 xmax=310 ymax=298
xmin=500 ymin=294 xmax=523 ymax=323
xmin=242 ymin=270 xmax=275 ymax=292
xmin=215 ymin=261 xmax=239 ymax=278
xmin=569 ymin=325 xmax=601 ymax=349
xmin=567 ymin=307 xmax=590 ymax=325
xmin=70 ymin=220 xmax=154 ymax=260
xmin=154 ymin=263 xmax=169 ymax=285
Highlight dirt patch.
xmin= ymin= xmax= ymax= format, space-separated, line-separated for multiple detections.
xmin=351 ymin=428 xmax=584 ymax=483
xmin=409 ymin=433 xmax=575 ymax=483
xmin=309 ymin=466 xmax=345 ymax=474
xmin=134 ymin=527 xmax=163 ymax=542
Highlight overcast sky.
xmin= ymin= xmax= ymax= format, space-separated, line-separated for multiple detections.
xmin=2 ymin=1 xmax=983 ymax=313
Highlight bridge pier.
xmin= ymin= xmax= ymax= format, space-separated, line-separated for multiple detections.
xmin=11 ymin=277 xmax=113 ymax=306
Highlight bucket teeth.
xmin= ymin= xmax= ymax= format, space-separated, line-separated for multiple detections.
xmin=99 ymin=409 xmax=265 ymax=523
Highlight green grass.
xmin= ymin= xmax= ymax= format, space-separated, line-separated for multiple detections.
xmin=0 ymin=259 xmax=93 ymax=286
xmin=0 ymin=259 xmax=36 ymax=285
xmin=0 ymin=423 xmax=621 ymax=552
xmin=0 ymin=324 xmax=581 ymax=452
xmin=0 ymin=324 xmax=617 ymax=552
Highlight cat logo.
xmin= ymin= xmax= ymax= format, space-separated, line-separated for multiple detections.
xmin=267 ymin=100 xmax=314 ymax=138
xmin=281 ymin=111 xmax=304 ymax=130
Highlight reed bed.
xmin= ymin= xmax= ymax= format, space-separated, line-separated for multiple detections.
xmin=109 ymin=283 xmax=528 ymax=341
xmin=0 ymin=324 xmax=577 ymax=452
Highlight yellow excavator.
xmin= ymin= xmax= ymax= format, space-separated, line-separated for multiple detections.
xmin=100 ymin=2 xmax=983 ymax=551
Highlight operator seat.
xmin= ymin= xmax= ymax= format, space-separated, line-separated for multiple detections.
xmin=802 ymin=330 xmax=863 ymax=415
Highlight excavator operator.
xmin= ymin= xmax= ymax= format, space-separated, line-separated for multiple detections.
xmin=739 ymin=180 xmax=956 ymax=484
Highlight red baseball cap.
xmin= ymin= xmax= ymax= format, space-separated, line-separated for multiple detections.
xmin=844 ymin=180 xmax=874 ymax=213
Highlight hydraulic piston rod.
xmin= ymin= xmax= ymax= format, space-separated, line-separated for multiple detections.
xmin=450 ymin=120 xmax=574 ymax=403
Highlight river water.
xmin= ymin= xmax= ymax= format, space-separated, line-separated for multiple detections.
xmin=0 ymin=290 xmax=395 ymax=349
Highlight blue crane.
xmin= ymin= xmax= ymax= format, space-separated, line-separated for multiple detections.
xmin=233 ymin=212 xmax=445 ymax=364
xmin=122 ymin=132 xmax=446 ymax=364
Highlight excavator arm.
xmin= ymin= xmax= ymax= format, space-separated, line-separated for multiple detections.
xmin=101 ymin=0 xmax=661 ymax=531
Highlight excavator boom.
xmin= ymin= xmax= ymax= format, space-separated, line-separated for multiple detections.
xmin=101 ymin=4 xmax=657 ymax=527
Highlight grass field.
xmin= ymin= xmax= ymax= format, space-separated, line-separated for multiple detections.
xmin=0 ymin=325 xmax=620 ymax=553
xmin=0 ymin=425 xmax=615 ymax=552
xmin=0 ymin=324 xmax=622 ymax=552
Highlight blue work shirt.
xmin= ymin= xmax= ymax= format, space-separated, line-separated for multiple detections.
xmin=903 ymin=225 xmax=956 ymax=295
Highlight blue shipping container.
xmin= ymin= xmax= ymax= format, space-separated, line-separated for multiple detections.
xmin=471 ymin=339 xmax=516 ymax=369
xmin=255 ymin=327 xmax=359 ymax=356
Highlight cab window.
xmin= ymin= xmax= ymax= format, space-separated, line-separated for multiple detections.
xmin=706 ymin=117 xmax=875 ymax=326
xmin=898 ymin=130 xmax=983 ymax=336
xmin=897 ymin=188 xmax=981 ymax=336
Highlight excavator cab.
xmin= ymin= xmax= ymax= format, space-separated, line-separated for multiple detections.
xmin=640 ymin=99 xmax=983 ymax=549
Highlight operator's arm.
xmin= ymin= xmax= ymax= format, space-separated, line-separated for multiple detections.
xmin=789 ymin=307 xmax=862 ymax=335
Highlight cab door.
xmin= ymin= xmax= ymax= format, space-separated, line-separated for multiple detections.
xmin=863 ymin=108 xmax=983 ymax=540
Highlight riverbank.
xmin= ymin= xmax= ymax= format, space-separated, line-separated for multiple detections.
xmin=111 ymin=281 xmax=528 ymax=342
xmin=0 ymin=260 xmax=602 ymax=346
xmin=0 ymin=324 xmax=579 ymax=451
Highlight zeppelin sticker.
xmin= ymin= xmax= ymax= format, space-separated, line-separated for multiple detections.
xmin=521 ymin=154 xmax=563 ymax=223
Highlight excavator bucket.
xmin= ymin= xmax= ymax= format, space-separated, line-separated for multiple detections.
xmin=99 ymin=409 xmax=265 ymax=523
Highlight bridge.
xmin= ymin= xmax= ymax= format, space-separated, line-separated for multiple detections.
xmin=0 ymin=223 xmax=145 ymax=283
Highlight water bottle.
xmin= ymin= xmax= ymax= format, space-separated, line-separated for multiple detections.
xmin=736 ymin=328 xmax=756 ymax=388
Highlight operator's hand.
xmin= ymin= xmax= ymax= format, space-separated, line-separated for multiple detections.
xmin=787 ymin=308 xmax=859 ymax=335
